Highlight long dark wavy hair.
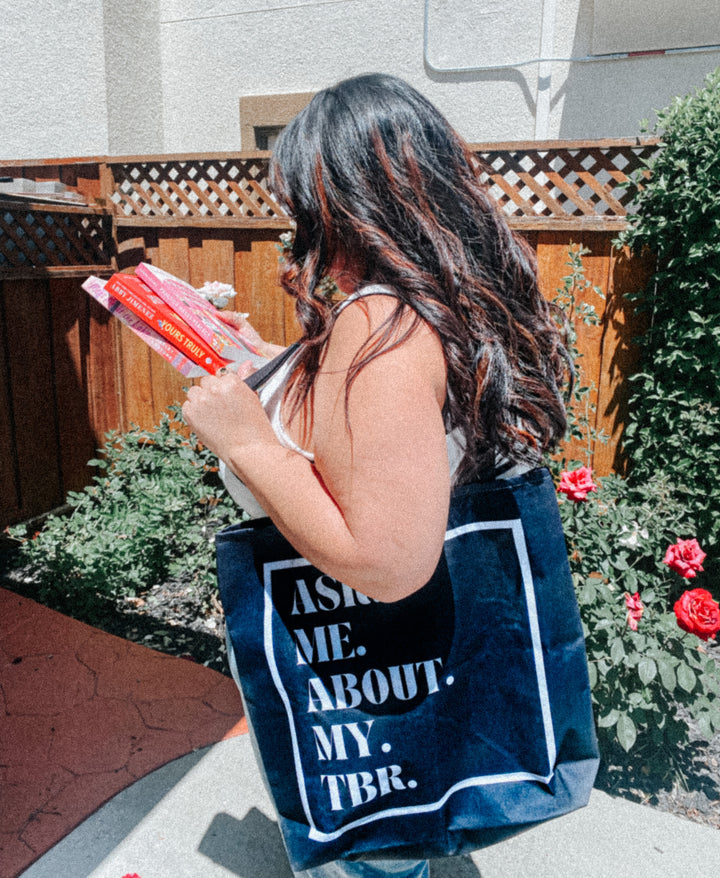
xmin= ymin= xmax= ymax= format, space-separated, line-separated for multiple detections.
xmin=269 ymin=73 xmax=571 ymax=482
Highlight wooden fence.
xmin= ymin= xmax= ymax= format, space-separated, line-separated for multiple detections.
xmin=0 ymin=140 xmax=658 ymax=527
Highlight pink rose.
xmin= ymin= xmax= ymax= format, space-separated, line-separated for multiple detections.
xmin=674 ymin=588 xmax=720 ymax=641
xmin=558 ymin=466 xmax=598 ymax=502
xmin=624 ymin=591 xmax=644 ymax=631
xmin=663 ymin=538 xmax=706 ymax=579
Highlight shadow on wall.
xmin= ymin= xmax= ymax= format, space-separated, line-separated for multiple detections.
xmin=425 ymin=62 xmax=541 ymax=125
xmin=555 ymin=0 xmax=720 ymax=138
xmin=423 ymin=0 xmax=720 ymax=140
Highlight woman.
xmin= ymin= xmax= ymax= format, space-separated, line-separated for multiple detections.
xmin=183 ymin=73 xmax=571 ymax=878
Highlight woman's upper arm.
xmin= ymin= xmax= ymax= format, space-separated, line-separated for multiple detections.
xmin=306 ymin=295 xmax=451 ymax=599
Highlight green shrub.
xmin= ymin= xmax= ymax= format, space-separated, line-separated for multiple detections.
xmin=546 ymin=70 xmax=720 ymax=775
xmin=616 ymin=67 xmax=720 ymax=582
xmin=8 ymin=407 xmax=238 ymax=621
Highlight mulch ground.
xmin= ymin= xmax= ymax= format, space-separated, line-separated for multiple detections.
xmin=3 ymin=557 xmax=719 ymax=832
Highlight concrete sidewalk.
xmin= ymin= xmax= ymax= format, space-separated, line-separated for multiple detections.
xmin=18 ymin=734 xmax=720 ymax=878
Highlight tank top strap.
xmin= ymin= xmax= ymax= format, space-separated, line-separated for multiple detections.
xmin=334 ymin=284 xmax=400 ymax=314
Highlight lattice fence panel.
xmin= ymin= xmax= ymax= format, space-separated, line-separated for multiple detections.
xmin=109 ymin=158 xmax=284 ymax=219
xmin=0 ymin=203 xmax=113 ymax=269
xmin=477 ymin=142 xmax=658 ymax=220
xmin=107 ymin=143 xmax=657 ymax=224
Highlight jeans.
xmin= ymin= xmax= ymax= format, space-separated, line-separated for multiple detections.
xmin=297 ymin=858 xmax=429 ymax=877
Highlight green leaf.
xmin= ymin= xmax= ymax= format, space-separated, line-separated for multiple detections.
xmin=579 ymin=580 xmax=598 ymax=605
xmin=677 ymin=663 xmax=697 ymax=694
xmin=616 ymin=714 xmax=637 ymax=752
xmin=597 ymin=708 xmax=620 ymax=729
xmin=623 ymin=569 xmax=638 ymax=590
xmin=613 ymin=553 xmax=630 ymax=571
xmin=657 ymin=658 xmax=677 ymax=693
xmin=697 ymin=714 xmax=714 ymax=742
xmin=610 ymin=638 xmax=626 ymax=665
xmin=587 ymin=662 xmax=598 ymax=689
xmin=638 ymin=658 xmax=657 ymax=685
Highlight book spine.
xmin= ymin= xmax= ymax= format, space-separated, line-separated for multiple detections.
xmin=82 ymin=277 xmax=206 ymax=378
xmin=105 ymin=273 xmax=231 ymax=374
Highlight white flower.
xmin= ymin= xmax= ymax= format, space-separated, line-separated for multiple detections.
xmin=617 ymin=522 xmax=649 ymax=550
xmin=198 ymin=280 xmax=237 ymax=309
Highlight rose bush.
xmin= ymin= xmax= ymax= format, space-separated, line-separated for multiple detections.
xmin=548 ymin=234 xmax=720 ymax=773
xmin=554 ymin=467 xmax=720 ymax=766
xmin=674 ymin=588 xmax=720 ymax=641
xmin=618 ymin=68 xmax=720 ymax=584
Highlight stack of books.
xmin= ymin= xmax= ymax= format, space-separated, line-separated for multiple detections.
xmin=83 ymin=264 xmax=267 ymax=377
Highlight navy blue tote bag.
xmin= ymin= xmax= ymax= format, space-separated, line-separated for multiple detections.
xmin=216 ymin=465 xmax=599 ymax=871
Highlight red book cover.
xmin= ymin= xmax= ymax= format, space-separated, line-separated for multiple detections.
xmin=82 ymin=276 xmax=207 ymax=378
xmin=104 ymin=272 xmax=232 ymax=374
xmin=135 ymin=262 xmax=266 ymax=369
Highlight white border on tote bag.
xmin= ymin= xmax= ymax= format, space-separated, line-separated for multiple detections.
xmin=262 ymin=519 xmax=556 ymax=844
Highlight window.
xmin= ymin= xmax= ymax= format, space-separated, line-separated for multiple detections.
xmin=253 ymin=125 xmax=285 ymax=150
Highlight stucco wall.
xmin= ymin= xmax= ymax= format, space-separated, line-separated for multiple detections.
xmin=103 ymin=0 xmax=164 ymax=155
xmin=159 ymin=0 xmax=720 ymax=149
xmin=0 ymin=0 xmax=109 ymax=160
xmin=2 ymin=0 xmax=720 ymax=161
xmin=158 ymin=0 xmax=542 ymax=151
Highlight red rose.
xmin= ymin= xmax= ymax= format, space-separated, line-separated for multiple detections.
xmin=663 ymin=538 xmax=706 ymax=579
xmin=558 ymin=466 xmax=598 ymax=502
xmin=624 ymin=591 xmax=644 ymax=631
xmin=674 ymin=588 xmax=720 ymax=641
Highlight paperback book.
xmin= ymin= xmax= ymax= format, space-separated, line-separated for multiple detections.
xmin=103 ymin=272 xmax=233 ymax=374
xmin=82 ymin=275 xmax=207 ymax=377
xmin=136 ymin=262 xmax=265 ymax=367
xmin=82 ymin=266 xmax=270 ymax=377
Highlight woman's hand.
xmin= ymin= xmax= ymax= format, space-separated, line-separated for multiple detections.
xmin=216 ymin=310 xmax=287 ymax=359
xmin=182 ymin=363 xmax=278 ymax=464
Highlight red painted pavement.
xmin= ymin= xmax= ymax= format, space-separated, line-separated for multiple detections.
xmin=0 ymin=587 xmax=247 ymax=878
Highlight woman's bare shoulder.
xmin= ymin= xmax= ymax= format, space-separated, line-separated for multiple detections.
xmin=326 ymin=290 xmax=445 ymax=383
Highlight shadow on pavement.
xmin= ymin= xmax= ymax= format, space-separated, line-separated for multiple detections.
xmin=429 ymin=855 xmax=482 ymax=876
xmin=198 ymin=810 xmax=484 ymax=877
xmin=199 ymin=810 xmax=294 ymax=877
